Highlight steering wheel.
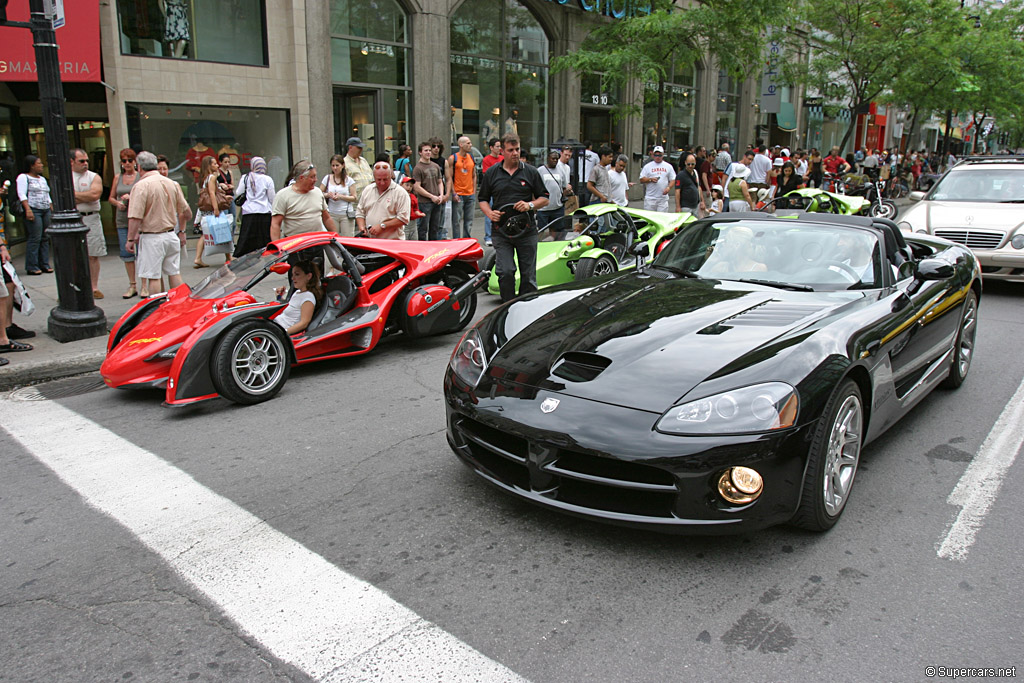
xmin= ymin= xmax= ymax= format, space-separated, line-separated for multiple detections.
xmin=821 ymin=260 xmax=862 ymax=283
xmin=493 ymin=203 xmax=534 ymax=237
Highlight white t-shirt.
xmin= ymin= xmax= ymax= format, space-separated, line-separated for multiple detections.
xmin=275 ymin=290 xmax=317 ymax=331
xmin=537 ymin=164 xmax=564 ymax=211
xmin=322 ymin=174 xmax=356 ymax=216
xmin=608 ymin=168 xmax=628 ymax=206
xmin=795 ymin=159 xmax=808 ymax=177
xmin=577 ymin=151 xmax=598 ymax=190
xmin=639 ymin=161 xmax=676 ymax=201
xmin=749 ymin=153 xmax=772 ymax=184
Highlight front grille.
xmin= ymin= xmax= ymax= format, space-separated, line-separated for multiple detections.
xmin=934 ymin=229 xmax=1004 ymax=250
xmin=454 ymin=415 xmax=678 ymax=519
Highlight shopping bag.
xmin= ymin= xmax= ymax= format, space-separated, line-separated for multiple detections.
xmin=205 ymin=212 xmax=234 ymax=244
xmin=3 ymin=261 xmax=35 ymax=316
xmin=201 ymin=216 xmax=233 ymax=256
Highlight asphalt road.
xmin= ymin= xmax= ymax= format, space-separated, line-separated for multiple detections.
xmin=2 ymin=280 xmax=1023 ymax=683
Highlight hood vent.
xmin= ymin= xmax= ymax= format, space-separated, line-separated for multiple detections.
xmin=552 ymin=352 xmax=613 ymax=382
xmin=715 ymin=300 xmax=824 ymax=329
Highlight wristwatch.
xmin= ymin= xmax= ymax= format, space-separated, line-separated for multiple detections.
xmin=528 ymin=202 xmax=535 ymax=211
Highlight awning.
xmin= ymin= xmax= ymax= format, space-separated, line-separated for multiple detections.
xmin=776 ymin=102 xmax=797 ymax=131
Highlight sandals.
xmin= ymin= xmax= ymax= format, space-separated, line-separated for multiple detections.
xmin=193 ymin=261 xmax=210 ymax=268
xmin=42 ymin=267 xmax=53 ymax=273
xmin=25 ymin=270 xmax=42 ymax=276
xmin=0 ymin=357 xmax=8 ymax=367
xmin=123 ymin=283 xmax=138 ymax=299
xmin=0 ymin=340 xmax=33 ymax=353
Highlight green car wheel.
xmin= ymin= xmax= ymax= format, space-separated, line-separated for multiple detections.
xmin=575 ymin=254 xmax=616 ymax=280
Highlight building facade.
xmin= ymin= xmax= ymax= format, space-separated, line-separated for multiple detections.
xmin=1 ymin=0 xmax=773 ymax=247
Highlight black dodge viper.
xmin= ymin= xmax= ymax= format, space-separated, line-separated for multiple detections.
xmin=444 ymin=212 xmax=981 ymax=533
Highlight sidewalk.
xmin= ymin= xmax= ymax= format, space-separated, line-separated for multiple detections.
xmin=0 ymin=235 xmax=224 ymax=390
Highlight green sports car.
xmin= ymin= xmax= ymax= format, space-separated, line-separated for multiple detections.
xmin=484 ymin=203 xmax=695 ymax=295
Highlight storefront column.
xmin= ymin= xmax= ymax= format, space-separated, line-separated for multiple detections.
xmin=737 ymin=77 xmax=759 ymax=152
xmin=550 ymin=32 xmax=580 ymax=142
xmin=695 ymin=59 xmax=718 ymax=147
xmin=411 ymin=1 xmax=450 ymax=143
xmin=306 ymin=0 xmax=334 ymax=163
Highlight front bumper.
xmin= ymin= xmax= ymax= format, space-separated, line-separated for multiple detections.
xmin=445 ymin=372 xmax=812 ymax=534
xmin=971 ymin=248 xmax=1024 ymax=282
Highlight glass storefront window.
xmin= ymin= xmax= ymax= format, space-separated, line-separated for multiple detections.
xmin=450 ymin=0 xmax=549 ymax=164
xmin=643 ymin=57 xmax=698 ymax=153
xmin=716 ymin=70 xmax=740 ymax=150
xmin=125 ymin=103 xmax=291 ymax=207
xmin=331 ymin=39 xmax=408 ymax=88
xmin=330 ymin=0 xmax=406 ymax=43
xmin=0 ymin=105 xmax=20 ymax=244
xmin=116 ymin=0 xmax=268 ymax=66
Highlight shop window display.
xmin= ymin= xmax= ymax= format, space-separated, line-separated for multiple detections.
xmin=643 ymin=57 xmax=699 ymax=153
xmin=450 ymin=0 xmax=548 ymax=164
xmin=116 ymin=0 xmax=267 ymax=66
xmin=126 ymin=104 xmax=290 ymax=208
xmin=716 ymin=70 xmax=740 ymax=151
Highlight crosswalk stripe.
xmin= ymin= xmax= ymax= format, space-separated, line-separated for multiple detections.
xmin=0 ymin=398 xmax=527 ymax=682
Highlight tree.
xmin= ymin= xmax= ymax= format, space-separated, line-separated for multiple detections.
xmin=551 ymin=0 xmax=790 ymax=145
xmin=781 ymin=0 xmax=956 ymax=151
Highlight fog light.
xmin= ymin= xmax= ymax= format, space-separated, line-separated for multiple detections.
xmin=717 ymin=466 xmax=763 ymax=504
xmin=1011 ymin=234 xmax=1024 ymax=250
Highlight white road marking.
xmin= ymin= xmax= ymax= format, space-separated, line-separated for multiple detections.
xmin=0 ymin=398 xmax=526 ymax=682
xmin=937 ymin=375 xmax=1024 ymax=561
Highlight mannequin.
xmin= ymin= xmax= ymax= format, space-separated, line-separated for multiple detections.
xmin=481 ymin=108 xmax=499 ymax=144
xmin=158 ymin=0 xmax=190 ymax=59
xmin=185 ymin=140 xmax=215 ymax=184
xmin=504 ymin=108 xmax=519 ymax=136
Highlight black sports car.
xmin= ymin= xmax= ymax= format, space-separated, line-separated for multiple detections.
xmin=444 ymin=212 xmax=981 ymax=533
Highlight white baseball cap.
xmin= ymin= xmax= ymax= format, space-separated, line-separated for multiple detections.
xmin=781 ymin=148 xmax=791 ymax=156
xmin=652 ymin=146 xmax=665 ymax=154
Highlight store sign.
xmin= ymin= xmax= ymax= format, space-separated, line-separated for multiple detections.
xmin=0 ymin=0 xmax=99 ymax=82
xmin=760 ymin=33 xmax=783 ymax=114
xmin=542 ymin=0 xmax=652 ymax=19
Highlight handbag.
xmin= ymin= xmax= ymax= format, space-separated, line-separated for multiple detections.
xmin=234 ymin=174 xmax=247 ymax=207
xmin=198 ymin=177 xmax=231 ymax=212
xmin=203 ymin=212 xmax=234 ymax=245
xmin=562 ymin=194 xmax=579 ymax=215
xmin=3 ymin=262 xmax=35 ymax=316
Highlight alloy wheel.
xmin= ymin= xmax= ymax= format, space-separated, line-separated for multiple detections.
xmin=231 ymin=329 xmax=286 ymax=395
xmin=822 ymin=395 xmax=862 ymax=517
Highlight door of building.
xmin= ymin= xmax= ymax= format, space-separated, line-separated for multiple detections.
xmin=335 ymin=89 xmax=379 ymax=164
xmin=581 ymin=108 xmax=613 ymax=147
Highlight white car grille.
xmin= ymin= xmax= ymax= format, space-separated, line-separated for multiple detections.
xmin=934 ymin=229 xmax=1005 ymax=250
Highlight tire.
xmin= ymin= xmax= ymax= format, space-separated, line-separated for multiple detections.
xmin=436 ymin=265 xmax=478 ymax=333
xmin=574 ymin=254 xmax=616 ymax=281
xmin=211 ymin=320 xmax=291 ymax=405
xmin=942 ymin=290 xmax=978 ymax=390
xmin=791 ymin=379 xmax=864 ymax=532
xmin=869 ymin=200 xmax=898 ymax=219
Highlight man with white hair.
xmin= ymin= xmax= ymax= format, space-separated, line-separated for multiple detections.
xmin=126 ymin=151 xmax=192 ymax=296
xmin=356 ymin=160 xmax=411 ymax=239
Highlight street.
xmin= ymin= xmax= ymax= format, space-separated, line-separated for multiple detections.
xmin=2 ymin=280 xmax=1023 ymax=683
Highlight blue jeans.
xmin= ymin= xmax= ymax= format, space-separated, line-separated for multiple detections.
xmin=24 ymin=207 xmax=51 ymax=272
xmin=418 ymin=199 xmax=442 ymax=241
xmin=452 ymin=193 xmax=475 ymax=238
xmin=116 ymin=226 xmax=136 ymax=262
xmin=535 ymin=209 xmax=561 ymax=231
xmin=493 ymin=225 xmax=538 ymax=303
xmin=483 ymin=200 xmax=493 ymax=242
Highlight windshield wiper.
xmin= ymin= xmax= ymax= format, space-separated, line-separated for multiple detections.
xmin=652 ymin=264 xmax=699 ymax=278
xmin=734 ymin=278 xmax=814 ymax=292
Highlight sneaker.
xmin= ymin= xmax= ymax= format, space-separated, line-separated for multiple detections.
xmin=485 ymin=239 xmax=492 ymax=247
xmin=6 ymin=324 xmax=36 ymax=340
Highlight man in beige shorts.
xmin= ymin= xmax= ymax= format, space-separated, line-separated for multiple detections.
xmin=71 ymin=148 xmax=106 ymax=299
xmin=127 ymin=151 xmax=192 ymax=295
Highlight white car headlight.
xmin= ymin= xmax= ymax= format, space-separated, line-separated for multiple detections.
xmin=657 ymin=382 xmax=798 ymax=435
xmin=449 ymin=328 xmax=488 ymax=387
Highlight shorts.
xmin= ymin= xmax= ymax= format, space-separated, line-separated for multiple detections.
xmin=136 ymin=231 xmax=181 ymax=279
xmin=644 ymin=197 xmax=669 ymax=212
xmin=83 ymin=213 xmax=107 ymax=257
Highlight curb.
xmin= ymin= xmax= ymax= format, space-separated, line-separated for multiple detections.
xmin=0 ymin=350 xmax=107 ymax=391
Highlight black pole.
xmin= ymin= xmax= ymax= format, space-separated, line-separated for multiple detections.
xmin=28 ymin=0 xmax=106 ymax=341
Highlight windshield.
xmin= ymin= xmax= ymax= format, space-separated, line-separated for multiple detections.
xmin=927 ymin=167 xmax=1024 ymax=202
xmin=538 ymin=212 xmax=628 ymax=242
xmin=189 ymin=250 xmax=282 ymax=300
xmin=654 ymin=220 xmax=882 ymax=290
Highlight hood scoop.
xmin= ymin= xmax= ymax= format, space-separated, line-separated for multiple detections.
xmin=551 ymin=352 xmax=613 ymax=383
xmin=701 ymin=300 xmax=824 ymax=334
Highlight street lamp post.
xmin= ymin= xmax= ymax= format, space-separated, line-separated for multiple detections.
xmin=3 ymin=0 xmax=107 ymax=342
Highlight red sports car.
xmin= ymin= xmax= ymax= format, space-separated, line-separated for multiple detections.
xmin=101 ymin=233 xmax=487 ymax=406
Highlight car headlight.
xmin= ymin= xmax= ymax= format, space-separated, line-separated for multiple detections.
xmin=657 ymin=382 xmax=798 ymax=435
xmin=897 ymin=221 xmax=912 ymax=232
xmin=449 ymin=328 xmax=488 ymax=387
xmin=1012 ymin=233 xmax=1024 ymax=250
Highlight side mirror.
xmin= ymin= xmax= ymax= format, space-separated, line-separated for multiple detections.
xmin=269 ymin=262 xmax=291 ymax=275
xmin=916 ymin=258 xmax=953 ymax=281
xmin=908 ymin=191 xmax=926 ymax=203
xmin=628 ymin=242 xmax=650 ymax=258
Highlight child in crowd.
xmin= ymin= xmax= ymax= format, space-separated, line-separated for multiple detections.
xmin=708 ymin=185 xmax=724 ymax=215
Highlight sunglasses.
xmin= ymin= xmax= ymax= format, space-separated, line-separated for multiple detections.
xmin=685 ymin=162 xmax=696 ymax=166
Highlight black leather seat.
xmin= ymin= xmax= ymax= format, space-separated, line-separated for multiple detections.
xmin=308 ymin=276 xmax=358 ymax=331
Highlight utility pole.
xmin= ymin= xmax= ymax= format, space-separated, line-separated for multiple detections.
xmin=2 ymin=0 xmax=107 ymax=341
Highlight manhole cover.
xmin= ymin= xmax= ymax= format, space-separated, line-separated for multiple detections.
xmin=10 ymin=375 xmax=109 ymax=402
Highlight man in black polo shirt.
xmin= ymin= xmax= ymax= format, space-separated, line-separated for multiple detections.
xmin=479 ymin=134 xmax=549 ymax=303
